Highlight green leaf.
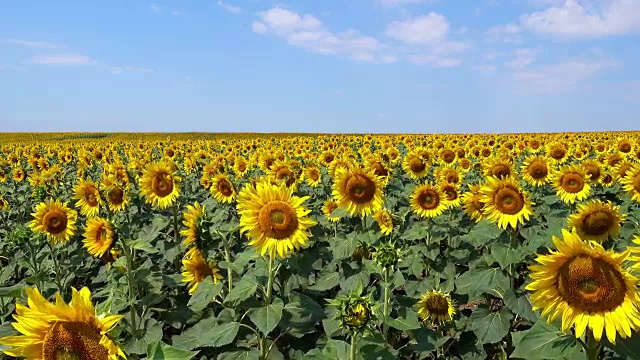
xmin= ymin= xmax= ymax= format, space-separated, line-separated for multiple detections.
xmin=470 ymin=306 xmax=512 ymax=344
xmin=249 ymin=298 xmax=284 ymax=335
xmin=502 ymin=289 xmax=538 ymax=323
xmin=466 ymin=220 xmax=504 ymax=246
xmin=217 ymin=349 xmax=261 ymax=360
xmin=188 ymin=281 xmax=223 ymax=311
xmin=310 ymin=272 xmax=340 ymax=291
xmin=0 ymin=283 xmax=24 ymax=297
xmin=330 ymin=207 xmax=350 ymax=218
xmin=401 ymin=222 xmax=430 ymax=241
xmin=173 ymin=320 xmax=241 ymax=350
xmin=145 ymin=341 xmax=198 ymax=360
xmin=323 ymin=339 xmax=350 ymax=360
xmin=127 ymin=238 xmax=158 ymax=254
xmin=455 ymin=266 xmax=509 ymax=299
xmin=281 ymin=292 xmax=325 ymax=336
xmin=384 ymin=309 xmax=421 ymax=331
xmin=488 ymin=242 xmax=524 ymax=270
xmin=330 ymin=234 xmax=358 ymax=261
xmin=225 ymin=275 xmax=259 ymax=304
xmin=511 ymin=320 xmax=583 ymax=360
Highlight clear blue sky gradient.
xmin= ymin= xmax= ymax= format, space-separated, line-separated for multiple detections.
xmin=1 ymin=0 xmax=639 ymax=133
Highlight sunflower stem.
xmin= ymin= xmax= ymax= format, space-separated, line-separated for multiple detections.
xmin=382 ymin=266 xmax=390 ymax=339
xmin=221 ymin=234 xmax=233 ymax=292
xmin=45 ymin=241 xmax=64 ymax=294
xmin=584 ymin=332 xmax=602 ymax=360
xmin=172 ymin=202 xmax=180 ymax=244
xmin=123 ymin=242 xmax=138 ymax=338
xmin=259 ymin=255 xmax=277 ymax=360
xmin=350 ymin=331 xmax=358 ymax=360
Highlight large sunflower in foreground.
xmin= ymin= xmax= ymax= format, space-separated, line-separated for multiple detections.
xmin=416 ymin=290 xmax=456 ymax=326
xmin=182 ymin=247 xmax=223 ymax=295
xmin=180 ymin=202 xmax=206 ymax=247
xmin=74 ymin=179 xmax=103 ymax=217
xmin=237 ymin=180 xmax=317 ymax=259
xmin=480 ymin=176 xmax=533 ymax=230
xmin=139 ymin=162 xmax=181 ymax=209
xmin=83 ymin=217 xmax=116 ymax=259
xmin=29 ymin=199 xmax=78 ymax=245
xmin=0 ymin=287 xmax=125 ymax=360
xmin=332 ymin=167 xmax=384 ymax=218
xmin=553 ymin=165 xmax=591 ymax=204
xmin=526 ymin=229 xmax=640 ymax=344
xmin=410 ymin=182 xmax=447 ymax=218
xmin=567 ymin=200 xmax=625 ymax=243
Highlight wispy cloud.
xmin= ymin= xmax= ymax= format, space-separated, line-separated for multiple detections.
xmin=4 ymin=39 xmax=62 ymax=49
xmin=109 ymin=65 xmax=154 ymax=75
xmin=26 ymin=54 xmax=96 ymax=66
xmin=149 ymin=3 xmax=162 ymax=13
xmin=376 ymin=0 xmax=436 ymax=7
xmin=504 ymin=48 xmax=538 ymax=69
xmin=149 ymin=3 xmax=180 ymax=15
xmin=485 ymin=23 xmax=522 ymax=43
xmin=217 ymin=0 xmax=242 ymax=14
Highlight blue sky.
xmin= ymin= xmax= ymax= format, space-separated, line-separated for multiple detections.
xmin=1 ymin=0 xmax=639 ymax=133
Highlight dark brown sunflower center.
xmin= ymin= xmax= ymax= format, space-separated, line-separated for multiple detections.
xmin=323 ymin=153 xmax=334 ymax=163
xmin=85 ymin=190 xmax=99 ymax=207
xmin=408 ymin=157 xmax=426 ymax=173
xmin=619 ymin=142 xmax=632 ymax=153
xmin=494 ymin=187 xmax=524 ymax=215
xmin=582 ymin=210 xmax=615 ymax=236
xmin=258 ymin=201 xmax=299 ymax=239
xmin=217 ymin=179 xmax=234 ymax=197
xmin=43 ymin=321 xmax=109 ymax=360
xmin=584 ymin=164 xmax=601 ymax=181
xmin=443 ymin=187 xmax=458 ymax=201
xmin=418 ymin=190 xmax=440 ymax=210
xmin=275 ymin=168 xmax=296 ymax=187
xmin=345 ymin=174 xmax=376 ymax=204
xmin=556 ymin=255 xmax=627 ymax=313
xmin=151 ymin=172 xmax=174 ymax=197
xmin=423 ymin=295 xmax=450 ymax=315
xmin=441 ymin=150 xmax=455 ymax=164
xmin=308 ymin=169 xmax=321 ymax=181
xmin=371 ymin=162 xmax=388 ymax=177
xmin=481 ymin=148 xmax=492 ymax=157
xmin=108 ymin=188 xmax=124 ymax=206
xmin=43 ymin=210 xmax=68 ymax=235
xmin=550 ymin=147 xmax=566 ymax=160
xmin=491 ymin=164 xmax=511 ymax=178
xmin=237 ymin=163 xmax=247 ymax=172
xmin=528 ymin=160 xmax=548 ymax=179
xmin=608 ymin=155 xmax=622 ymax=167
xmin=326 ymin=202 xmax=338 ymax=215
xmin=561 ymin=173 xmax=585 ymax=193
xmin=445 ymin=172 xmax=459 ymax=184
xmin=471 ymin=195 xmax=484 ymax=211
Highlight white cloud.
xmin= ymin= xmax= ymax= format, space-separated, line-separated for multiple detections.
xmin=109 ymin=65 xmax=154 ymax=75
xmin=217 ymin=1 xmax=242 ymax=14
xmin=172 ymin=10 xmax=181 ymax=16
xmin=485 ymin=23 xmax=522 ymax=42
xmin=385 ymin=12 xmax=449 ymax=44
xmin=150 ymin=4 xmax=162 ymax=12
xmin=376 ymin=0 xmax=435 ymax=7
xmin=26 ymin=54 xmax=96 ymax=66
xmin=512 ymin=58 xmax=616 ymax=93
xmin=253 ymin=7 xmax=395 ymax=63
xmin=408 ymin=55 xmax=461 ymax=67
xmin=5 ymin=39 xmax=62 ymax=49
xmin=520 ymin=0 xmax=640 ymax=38
xmin=504 ymin=48 xmax=538 ymax=68
xmin=483 ymin=51 xmax=505 ymax=60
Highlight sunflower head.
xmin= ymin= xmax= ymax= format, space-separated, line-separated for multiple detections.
xmin=83 ymin=217 xmax=116 ymax=259
xmin=182 ymin=247 xmax=224 ymax=295
xmin=568 ymin=200 xmax=625 ymax=243
xmin=526 ymin=229 xmax=640 ymax=344
xmin=210 ymin=173 xmax=236 ymax=204
xmin=521 ymin=156 xmax=551 ymax=186
xmin=139 ymin=162 xmax=181 ymax=209
xmin=461 ymin=184 xmax=485 ymax=222
xmin=373 ymin=209 xmax=393 ymax=235
xmin=554 ymin=165 xmax=591 ymax=204
xmin=74 ymin=179 xmax=103 ymax=218
xmin=621 ymin=165 xmax=640 ymax=202
xmin=29 ymin=199 xmax=78 ymax=245
xmin=327 ymin=288 xmax=378 ymax=334
xmin=417 ymin=290 xmax=456 ymax=326
xmin=332 ymin=167 xmax=384 ymax=218
xmin=372 ymin=241 xmax=403 ymax=270
xmin=480 ymin=176 xmax=534 ymax=230
xmin=411 ymin=182 xmax=447 ymax=218
xmin=180 ymin=202 xmax=207 ymax=247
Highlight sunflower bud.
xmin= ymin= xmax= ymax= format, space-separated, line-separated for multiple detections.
xmin=372 ymin=241 xmax=402 ymax=270
xmin=351 ymin=242 xmax=371 ymax=263
xmin=327 ymin=290 xmax=378 ymax=334
xmin=33 ymin=185 xmax=47 ymax=202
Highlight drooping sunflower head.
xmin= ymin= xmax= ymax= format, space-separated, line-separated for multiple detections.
xmin=410 ymin=182 xmax=447 ymax=218
xmin=525 ymin=228 xmax=640 ymax=344
xmin=417 ymin=290 xmax=456 ymax=326
xmin=74 ymin=179 xmax=103 ymax=218
xmin=621 ymin=164 xmax=640 ymax=202
xmin=0 ymin=287 xmax=125 ymax=360
xmin=480 ymin=176 xmax=534 ymax=230
xmin=100 ymin=176 xmax=129 ymax=213
xmin=521 ymin=156 xmax=552 ymax=186
xmin=139 ymin=162 xmax=181 ymax=209
xmin=83 ymin=217 xmax=116 ymax=259
xmin=461 ymin=184 xmax=485 ymax=222
xmin=568 ymin=200 xmax=626 ymax=243
xmin=332 ymin=167 xmax=384 ymax=218
xmin=237 ymin=180 xmax=317 ymax=259
xmin=373 ymin=209 xmax=393 ymax=235
xmin=29 ymin=199 xmax=77 ymax=245
xmin=181 ymin=247 xmax=224 ymax=295
xmin=180 ymin=202 xmax=206 ymax=247
xmin=554 ymin=165 xmax=591 ymax=204
xmin=210 ymin=173 xmax=236 ymax=204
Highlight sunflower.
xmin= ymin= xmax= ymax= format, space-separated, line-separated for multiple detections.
xmin=332 ymin=167 xmax=384 ymax=218
xmin=304 ymin=165 xmax=322 ymax=187
xmin=237 ymin=180 xmax=317 ymax=259
xmin=554 ymin=165 xmax=591 ymax=204
xmin=480 ymin=176 xmax=534 ymax=230
xmin=461 ymin=184 xmax=485 ymax=222
xmin=29 ymin=199 xmax=77 ymax=245
xmin=483 ymin=157 xmax=514 ymax=179
xmin=139 ymin=162 xmax=181 ymax=209
xmin=210 ymin=173 xmax=236 ymax=204
xmin=621 ymin=164 xmax=640 ymax=202
xmin=0 ymin=287 xmax=125 ymax=360
xmin=440 ymin=182 xmax=462 ymax=209
xmin=373 ymin=209 xmax=393 ymax=235
xmin=599 ymin=172 xmax=615 ymax=187
xmin=74 ymin=179 xmax=103 ymax=218
xmin=0 ymin=196 xmax=9 ymax=211
xmin=180 ymin=202 xmax=206 ymax=247
xmin=410 ymin=183 xmax=447 ymax=218
xmin=322 ymin=199 xmax=340 ymax=223
xmin=83 ymin=217 xmax=116 ymax=258
xmin=567 ymin=200 xmax=625 ymax=243
xmin=416 ymin=290 xmax=456 ymax=326
xmin=547 ymin=141 xmax=569 ymax=165
xmin=181 ymin=247 xmax=224 ymax=295
xmin=521 ymin=156 xmax=552 ymax=186
xmin=526 ymin=229 xmax=640 ymax=344
xmin=582 ymin=159 xmax=603 ymax=183
xmin=402 ymin=150 xmax=430 ymax=180
xmin=12 ymin=167 xmax=26 ymax=182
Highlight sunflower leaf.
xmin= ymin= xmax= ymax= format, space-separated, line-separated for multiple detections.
xmin=145 ymin=341 xmax=199 ymax=360
xmin=224 ymin=275 xmax=259 ymax=304
xmin=511 ymin=320 xmax=583 ymax=359
xmin=249 ymin=297 xmax=284 ymax=335
xmin=470 ymin=306 xmax=512 ymax=344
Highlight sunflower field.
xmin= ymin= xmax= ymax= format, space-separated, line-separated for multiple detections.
xmin=2 ymin=132 xmax=640 ymax=360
